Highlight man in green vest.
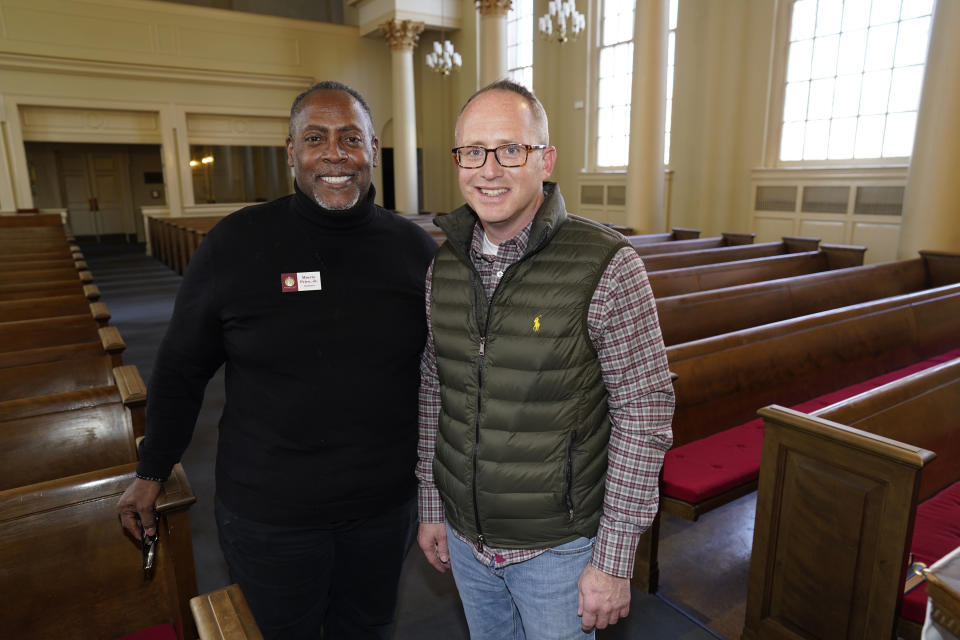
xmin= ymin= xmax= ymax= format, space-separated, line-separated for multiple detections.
xmin=416 ymin=79 xmax=675 ymax=639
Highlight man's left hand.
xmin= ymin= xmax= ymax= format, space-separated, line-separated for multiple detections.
xmin=577 ymin=564 xmax=630 ymax=631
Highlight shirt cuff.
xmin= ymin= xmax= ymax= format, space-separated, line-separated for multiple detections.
xmin=590 ymin=517 xmax=642 ymax=578
xmin=418 ymin=485 xmax=446 ymax=524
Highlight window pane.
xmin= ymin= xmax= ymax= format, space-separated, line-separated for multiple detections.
xmin=842 ymin=0 xmax=871 ymax=31
xmin=895 ymin=16 xmax=931 ymax=67
xmin=787 ymin=39 xmax=814 ymax=82
xmin=836 ymin=29 xmax=867 ymax=75
xmin=803 ymin=119 xmax=830 ymax=159
xmin=811 ymin=34 xmax=840 ymax=78
xmin=888 ymin=65 xmax=923 ymax=112
xmin=784 ymin=81 xmax=810 ymax=122
xmin=870 ymin=0 xmax=902 ymax=26
xmin=816 ymin=0 xmax=843 ymax=36
xmin=860 ymin=70 xmax=891 ymax=115
xmin=781 ymin=121 xmax=805 ymax=160
xmin=832 ymin=74 xmax=861 ymax=117
xmin=808 ymin=78 xmax=835 ymax=119
xmin=669 ymin=0 xmax=678 ymax=30
xmin=864 ymin=23 xmax=897 ymax=70
xmin=900 ymin=0 xmax=933 ymax=20
xmin=882 ymin=111 xmax=916 ymax=156
xmin=827 ymin=116 xmax=857 ymax=158
xmin=854 ymin=115 xmax=885 ymax=157
xmin=791 ymin=0 xmax=816 ymax=41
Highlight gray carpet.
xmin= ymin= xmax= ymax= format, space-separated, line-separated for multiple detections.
xmin=81 ymin=241 xmax=721 ymax=640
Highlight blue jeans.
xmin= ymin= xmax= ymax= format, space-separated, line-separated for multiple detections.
xmin=215 ymin=495 xmax=417 ymax=640
xmin=446 ymin=523 xmax=596 ymax=640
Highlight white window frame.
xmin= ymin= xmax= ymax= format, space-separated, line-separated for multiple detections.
xmin=763 ymin=0 xmax=930 ymax=169
xmin=507 ymin=0 xmax=534 ymax=91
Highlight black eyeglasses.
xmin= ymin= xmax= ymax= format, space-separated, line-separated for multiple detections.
xmin=452 ymin=143 xmax=548 ymax=168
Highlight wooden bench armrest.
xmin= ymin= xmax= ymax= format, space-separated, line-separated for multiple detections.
xmin=757 ymin=405 xmax=937 ymax=467
xmin=78 ymin=269 xmax=94 ymax=283
xmin=113 ymin=364 xmax=146 ymax=407
xmin=191 ymin=584 xmax=264 ymax=640
xmin=157 ymin=463 xmax=196 ymax=512
xmin=88 ymin=301 xmax=111 ymax=322
xmin=98 ymin=325 xmax=126 ymax=354
xmin=82 ymin=283 xmax=101 ymax=300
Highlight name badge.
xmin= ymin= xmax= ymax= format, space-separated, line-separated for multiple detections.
xmin=281 ymin=271 xmax=322 ymax=293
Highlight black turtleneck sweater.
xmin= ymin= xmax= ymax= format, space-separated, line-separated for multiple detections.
xmin=137 ymin=185 xmax=437 ymax=526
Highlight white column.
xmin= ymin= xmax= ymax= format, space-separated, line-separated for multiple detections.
xmin=624 ymin=0 xmax=669 ymax=234
xmin=478 ymin=0 xmax=511 ymax=86
xmin=898 ymin=0 xmax=960 ymax=258
xmin=379 ymin=19 xmax=424 ymax=214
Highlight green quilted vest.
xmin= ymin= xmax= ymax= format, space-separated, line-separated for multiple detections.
xmin=431 ymin=184 xmax=629 ymax=549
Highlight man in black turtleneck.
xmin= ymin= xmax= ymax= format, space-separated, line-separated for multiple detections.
xmin=117 ymin=81 xmax=437 ymax=639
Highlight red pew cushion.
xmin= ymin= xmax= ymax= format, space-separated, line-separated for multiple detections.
xmin=900 ymin=481 xmax=960 ymax=623
xmin=118 ymin=623 xmax=179 ymax=640
xmin=662 ymin=348 xmax=960 ymax=504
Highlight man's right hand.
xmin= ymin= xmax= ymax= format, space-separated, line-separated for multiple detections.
xmin=417 ymin=522 xmax=450 ymax=572
xmin=116 ymin=477 xmax=164 ymax=539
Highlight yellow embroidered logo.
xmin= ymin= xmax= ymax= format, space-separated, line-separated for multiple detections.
xmin=533 ymin=315 xmax=542 ymax=332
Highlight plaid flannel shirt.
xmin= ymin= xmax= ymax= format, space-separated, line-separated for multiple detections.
xmin=416 ymin=220 xmax=674 ymax=578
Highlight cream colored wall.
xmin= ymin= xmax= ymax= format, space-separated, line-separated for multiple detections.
xmin=0 ymin=0 xmax=392 ymax=213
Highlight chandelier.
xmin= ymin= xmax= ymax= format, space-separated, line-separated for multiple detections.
xmin=538 ymin=0 xmax=585 ymax=43
xmin=426 ymin=39 xmax=462 ymax=75
xmin=425 ymin=1 xmax=461 ymax=76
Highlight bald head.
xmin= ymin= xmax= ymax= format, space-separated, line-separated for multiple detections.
xmin=455 ymin=80 xmax=549 ymax=147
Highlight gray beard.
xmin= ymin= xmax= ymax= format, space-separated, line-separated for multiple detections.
xmin=313 ymin=189 xmax=361 ymax=212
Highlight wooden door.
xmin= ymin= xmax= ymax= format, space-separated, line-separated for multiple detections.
xmin=56 ymin=148 xmax=134 ymax=239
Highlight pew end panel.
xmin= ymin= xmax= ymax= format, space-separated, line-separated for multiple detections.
xmin=721 ymin=232 xmax=757 ymax=246
xmin=90 ymin=300 xmax=111 ymax=325
xmin=83 ymin=283 xmax=101 ymax=301
xmin=115 ymin=364 xmax=148 ymax=438
xmin=0 ymin=463 xmax=198 ymax=640
xmin=920 ymin=250 xmax=960 ymax=287
xmin=191 ymin=584 xmax=264 ymax=640
xmin=100 ymin=325 xmax=128 ymax=362
xmin=780 ymin=236 xmax=820 ymax=253
xmin=673 ymin=227 xmax=701 ymax=240
xmin=742 ymin=405 xmax=934 ymax=640
xmin=922 ymin=545 xmax=960 ymax=638
xmin=821 ymin=243 xmax=867 ymax=268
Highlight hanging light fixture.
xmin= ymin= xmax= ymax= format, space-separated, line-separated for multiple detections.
xmin=538 ymin=0 xmax=585 ymax=44
xmin=425 ymin=1 xmax=462 ymax=75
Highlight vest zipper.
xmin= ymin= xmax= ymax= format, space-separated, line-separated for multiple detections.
xmin=473 ymin=336 xmax=486 ymax=552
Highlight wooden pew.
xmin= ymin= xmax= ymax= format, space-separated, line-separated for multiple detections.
xmin=629 ymin=284 xmax=960 ymax=593
xmin=0 ymin=267 xmax=94 ymax=286
xmin=0 ymin=463 xmax=199 ymax=640
xmin=0 ymin=212 xmax=64 ymax=228
xmin=0 ymin=385 xmax=138 ymax=490
xmin=639 ymin=236 xmax=820 ymax=272
xmin=0 ymin=295 xmax=110 ymax=325
xmin=656 ymin=250 xmax=960 ymax=345
xmin=625 ymin=227 xmax=701 ymax=246
xmin=742 ymin=357 xmax=960 ymax=640
xmin=0 ymin=279 xmax=100 ymax=302
xmin=0 ymin=256 xmax=88 ymax=272
xmin=647 ymin=244 xmax=867 ymax=297
xmin=922 ymin=546 xmax=960 ymax=639
xmin=631 ymin=231 xmax=755 ymax=255
xmin=0 ymin=316 xmax=124 ymax=368
xmin=0 ymin=358 xmax=146 ymax=435
xmin=191 ymin=584 xmax=264 ymax=640
xmin=149 ymin=215 xmax=222 ymax=273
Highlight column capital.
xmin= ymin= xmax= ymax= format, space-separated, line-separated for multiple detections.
xmin=476 ymin=0 xmax=512 ymax=16
xmin=378 ymin=19 xmax=424 ymax=51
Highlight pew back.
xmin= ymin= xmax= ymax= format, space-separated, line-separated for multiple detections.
xmin=656 ymin=252 xmax=960 ymax=345
xmin=0 ymin=463 xmax=197 ymax=640
xmin=639 ymin=237 xmax=819 ymax=272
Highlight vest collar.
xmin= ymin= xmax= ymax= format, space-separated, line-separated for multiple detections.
xmin=437 ymin=182 xmax=567 ymax=260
